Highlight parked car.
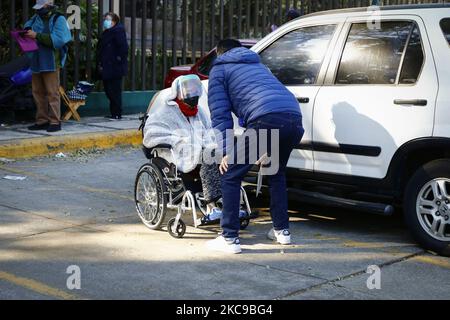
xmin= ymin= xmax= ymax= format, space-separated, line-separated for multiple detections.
xmin=164 ymin=39 xmax=257 ymax=88
xmin=205 ymin=4 xmax=450 ymax=256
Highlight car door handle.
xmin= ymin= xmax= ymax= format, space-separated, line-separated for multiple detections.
xmin=394 ymin=99 xmax=428 ymax=106
xmin=297 ymin=97 xmax=310 ymax=104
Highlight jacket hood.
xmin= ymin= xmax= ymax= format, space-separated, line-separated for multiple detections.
xmin=214 ymin=47 xmax=260 ymax=66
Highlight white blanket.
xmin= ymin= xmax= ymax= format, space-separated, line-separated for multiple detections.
xmin=143 ymin=87 xmax=217 ymax=173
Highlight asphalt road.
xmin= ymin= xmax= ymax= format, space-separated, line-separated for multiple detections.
xmin=0 ymin=148 xmax=449 ymax=300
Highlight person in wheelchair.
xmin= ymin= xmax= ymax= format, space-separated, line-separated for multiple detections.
xmin=143 ymin=75 xmax=246 ymax=224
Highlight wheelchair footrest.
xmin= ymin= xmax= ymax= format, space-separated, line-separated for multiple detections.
xmin=197 ymin=210 xmax=259 ymax=227
xmin=198 ymin=218 xmax=221 ymax=227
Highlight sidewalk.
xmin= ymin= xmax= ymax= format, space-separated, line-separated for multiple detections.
xmin=0 ymin=115 xmax=143 ymax=159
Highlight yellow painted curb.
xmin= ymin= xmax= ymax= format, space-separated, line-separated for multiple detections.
xmin=0 ymin=129 xmax=142 ymax=159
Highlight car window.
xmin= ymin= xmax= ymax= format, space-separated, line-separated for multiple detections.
xmin=336 ymin=21 xmax=413 ymax=85
xmin=259 ymin=25 xmax=336 ymax=86
xmin=399 ymin=25 xmax=424 ymax=84
xmin=198 ymin=51 xmax=217 ymax=76
xmin=440 ymin=18 xmax=450 ymax=45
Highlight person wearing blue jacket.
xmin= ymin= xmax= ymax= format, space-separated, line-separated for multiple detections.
xmin=24 ymin=0 xmax=71 ymax=132
xmin=96 ymin=13 xmax=129 ymax=120
xmin=207 ymin=39 xmax=304 ymax=254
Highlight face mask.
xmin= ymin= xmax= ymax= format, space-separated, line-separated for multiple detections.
xmin=176 ymin=98 xmax=199 ymax=117
xmin=183 ymin=96 xmax=199 ymax=108
xmin=103 ymin=20 xmax=113 ymax=29
xmin=37 ymin=7 xmax=51 ymax=17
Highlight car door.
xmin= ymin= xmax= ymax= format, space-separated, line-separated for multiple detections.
xmin=254 ymin=20 xmax=344 ymax=171
xmin=312 ymin=15 xmax=438 ymax=179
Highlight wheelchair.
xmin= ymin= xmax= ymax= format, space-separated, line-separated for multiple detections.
xmin=134 ymin=144 xmax=257 ymax=238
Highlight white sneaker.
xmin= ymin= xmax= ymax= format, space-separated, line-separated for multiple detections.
xmin=206 ymin=236 xmax=242 ymax=254
xmin=267 ymin=228 xmax=291 ymax=245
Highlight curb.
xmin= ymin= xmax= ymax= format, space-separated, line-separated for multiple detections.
xmin=0 ymin=129 xmax=142 ymax=159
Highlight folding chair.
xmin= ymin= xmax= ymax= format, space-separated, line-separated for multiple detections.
xmin=59 ymin=86 xmax=85 ymax=121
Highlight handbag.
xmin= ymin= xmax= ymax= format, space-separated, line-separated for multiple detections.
xmin=10 ymin=30 xmax=39 ymax=53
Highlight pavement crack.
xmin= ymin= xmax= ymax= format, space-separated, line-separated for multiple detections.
xmin=0 ymin=203 xmax=114 ymax=243
xmin=328 ymin=282 xmax=380 ymax=299
xmin=11 ymin=129 xmax=49 ymax=137
xmin=79 ymin=123 xmax=123 ymax=130
xmin=0 ymin=203 xmax=139 ymax=241
xmin=273 ymin=250 xmax=426 ymax=300
xmin=0 ymin=166 xmax=134 ymax=201
xmin=244 ymin=261 xmax=329 ymax=282
xmin=0 ymin=203 xmax=88 ymax=227
xmin=0 ymin=224 xmax=98 ymax=244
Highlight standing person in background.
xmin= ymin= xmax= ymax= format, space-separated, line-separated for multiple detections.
xmin=97 ymin=12 xmax=128 ymax=120
xmin=269 ymin=8 xmax=301 ymax=33
xmin=286 ymin=8 xmax=301 ymax=22
xmin=24 ymin=0 xmax=71 ymax=132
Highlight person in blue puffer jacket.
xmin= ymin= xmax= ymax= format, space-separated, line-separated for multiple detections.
xmin=206 ymin=39 xmax=305 ymax=254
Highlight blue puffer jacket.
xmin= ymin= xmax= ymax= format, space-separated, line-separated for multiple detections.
xmin=208 ymin=47 xmax=301 ymax=145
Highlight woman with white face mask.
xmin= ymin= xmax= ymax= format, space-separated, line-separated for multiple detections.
xmin=96 ymin=12 xmax=128 ymax=120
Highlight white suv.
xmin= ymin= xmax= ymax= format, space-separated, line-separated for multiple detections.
xmin=238 ymin=4 xmax=450 ymax=256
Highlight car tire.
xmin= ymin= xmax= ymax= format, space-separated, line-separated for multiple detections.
xmin=404 ymin=159 xmax=450 ymax=257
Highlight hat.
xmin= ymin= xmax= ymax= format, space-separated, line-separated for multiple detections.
xmin=33 ymin=0 xmax=52 ymax=10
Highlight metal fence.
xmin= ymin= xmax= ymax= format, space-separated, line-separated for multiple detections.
xmin=1 ymin=0 xmax=449 ymax=91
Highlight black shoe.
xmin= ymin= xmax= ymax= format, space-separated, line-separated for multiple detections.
xmin=46 ymin=123 xmax=61 ymax=132
xmin=105 ymin=115 xmax=122 ymax=120
xmin=28 ymin=123 xmax=49 ymax=131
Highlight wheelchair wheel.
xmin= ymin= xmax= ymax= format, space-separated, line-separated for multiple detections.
xmin=168 ymin=218 xmax=186 ymax=238
xmin=135 ymin=163 xmax=167 ymax=230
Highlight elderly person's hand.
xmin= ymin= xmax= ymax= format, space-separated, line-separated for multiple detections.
xmin=219 ymin=155 xmax=229 ymax=175
xmin=25 ymin=30 xmax=37 ymax=39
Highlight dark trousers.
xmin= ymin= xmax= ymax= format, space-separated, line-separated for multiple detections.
xmin=221 ymin=113 xmax=304 ymax=239
xmin=103 ymin=78 xmax=123 ymax=117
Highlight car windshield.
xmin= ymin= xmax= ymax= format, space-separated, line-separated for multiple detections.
xmin=198 ymin=51 xmax=217 ymax=76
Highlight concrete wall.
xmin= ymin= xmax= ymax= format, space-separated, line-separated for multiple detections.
xmin=75 ymin=91 xmax=157 ymax=117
